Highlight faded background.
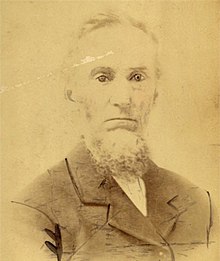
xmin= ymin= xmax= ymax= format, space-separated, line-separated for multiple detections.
xmin=1 ymin=0 xmax=219 ymax=260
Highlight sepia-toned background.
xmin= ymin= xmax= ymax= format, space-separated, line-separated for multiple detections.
xmin=1 ymin=0 xmax=219 ymax=260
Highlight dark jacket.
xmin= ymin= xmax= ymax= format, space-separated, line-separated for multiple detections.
xmin=13 ymin=143 xmax=214 ymax=261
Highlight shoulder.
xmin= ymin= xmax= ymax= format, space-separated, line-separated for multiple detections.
xmin=157 ymin=165 xmax=211 ymax=219
xmin=153 ymin=165 xmax=215 ymax=243
xmin=154 ymin=164 xmax=210 ymax=206
xmin=13 ymin=158 xmax=82 ymax=221
xmin=15 ymin=159 xmax=76 ymax=206
xmin=12 ymin=159 xmax=82 ymax=254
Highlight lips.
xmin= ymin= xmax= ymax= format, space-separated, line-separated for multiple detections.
xmin=104 ymin=117 xmax=137 ymax=122
xmin=104 ymin=117 xmax=138 ymax=131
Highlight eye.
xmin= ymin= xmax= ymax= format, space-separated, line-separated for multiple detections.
xmin=96 ymin=75 xmax=109 ymax=83
xmin=130 ymin=73 xmax=145 ymax=82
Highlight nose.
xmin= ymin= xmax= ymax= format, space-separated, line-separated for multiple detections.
xmin=109 ymin=83 xmax=132 ymax=108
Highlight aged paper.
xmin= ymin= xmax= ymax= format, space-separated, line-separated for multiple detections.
xmin=1 ymin=1 xmax=219 ymax=260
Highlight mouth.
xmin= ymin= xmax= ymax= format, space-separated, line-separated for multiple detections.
xmin=104 ymin=118 xmax=138 ymax=131
xmin=104 ymin=117 xmax=137 ymax=123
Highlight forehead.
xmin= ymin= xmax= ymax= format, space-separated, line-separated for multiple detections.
xmin=74 ymin=25 xmax=157 ymax=69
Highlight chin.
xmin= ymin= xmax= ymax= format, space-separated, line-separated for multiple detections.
xmin=84 ymin=128 xmax=149 ymax=161
xmin=100 ymin=129 xmax=142 ymax=155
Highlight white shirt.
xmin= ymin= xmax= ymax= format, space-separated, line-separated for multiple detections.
xmin=113 ymin=175 xmax=147 ymax=217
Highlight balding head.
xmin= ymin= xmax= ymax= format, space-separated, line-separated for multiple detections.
xmin=77 ymin=12 xmax=158 ymax=43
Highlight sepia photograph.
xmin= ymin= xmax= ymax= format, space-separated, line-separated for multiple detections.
xmin=1 ymin=1 xmax=219 ymax=260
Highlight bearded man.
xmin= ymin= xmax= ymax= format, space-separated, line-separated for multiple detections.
xmin=13 ymin=11 xmax=216 ymax=261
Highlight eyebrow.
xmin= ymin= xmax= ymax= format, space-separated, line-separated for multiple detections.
xmin=128 ymin=66 xmax=148 ymax=71
xmin=90 ymin=66 xmax=148 ymax=78
xmin=90 ymin=67 xmax=115 ymax=77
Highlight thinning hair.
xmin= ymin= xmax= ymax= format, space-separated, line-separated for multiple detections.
xmin=77 ymin=12 xmax=158 ymax=43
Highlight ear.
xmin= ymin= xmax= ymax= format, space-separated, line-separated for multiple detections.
xmin=65 ymin=89 xmax=83 ymax=114
xmin=153 ymin=89 xmax=158 ymax=104
xmin=66 ymin=89 xmax=75 ymax=102
xmin=156 ymin=67 xmax=161 ymax=80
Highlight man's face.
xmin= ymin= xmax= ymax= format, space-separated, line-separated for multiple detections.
xmin=72 ymin=25 xmax=157 ymax=143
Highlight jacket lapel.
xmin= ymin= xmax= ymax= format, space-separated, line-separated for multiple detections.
xmin=107 ymin=178 xmax=164 ymax=246
xmin=66 ymin=142 xmax=109 ymax=206
xmin=142 ymin=161 xmax=179 ymax=238
xmin=107 ymin=160 xmax=179 ymax=245
xmin=65 ymin=143 xmax=179 ymax=246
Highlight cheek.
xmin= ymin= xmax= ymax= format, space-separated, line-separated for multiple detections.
xmin=133 ymin=90 xmax=154 ymax=111
xmin=81 ymin=99 xmax=94 ymax=120
xmin=80 ymin=95 xmax=105 ymax=122
xmin=77 ymin=93 xmax=93 ymax=120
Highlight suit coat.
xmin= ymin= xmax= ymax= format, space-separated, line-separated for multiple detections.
xmin=13 ymin=142 xmax=214 ymax=261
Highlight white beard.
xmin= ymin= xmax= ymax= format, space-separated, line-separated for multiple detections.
xmin=83 ymin=130 xmax=150 ymax=181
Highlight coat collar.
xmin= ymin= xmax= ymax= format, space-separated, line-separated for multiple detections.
xmin=66 ymin=142 xmax=109 ymax=205
xmin=66 ymin=142 xmax=179 ymax=244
